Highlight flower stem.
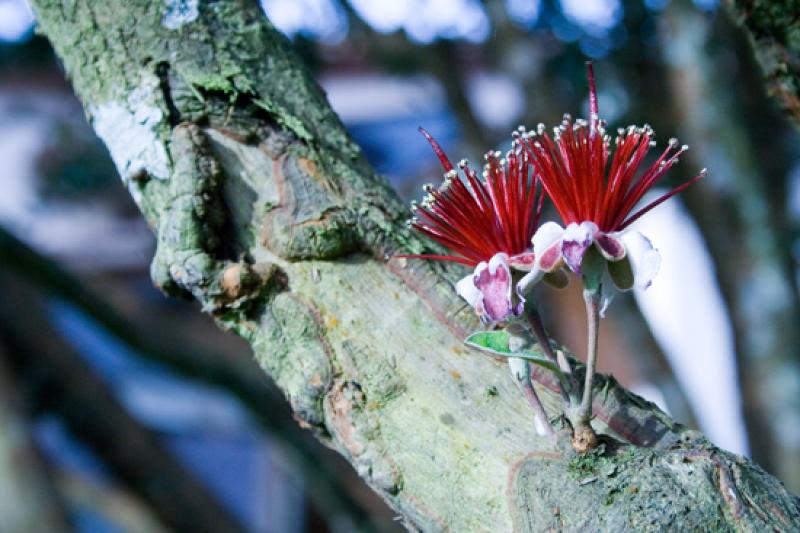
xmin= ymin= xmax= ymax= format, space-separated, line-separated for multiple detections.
xmin=523 ymin=303 xmax=574 ymax=407
xmin=578 ymin=287 xmax=601 ymax=423
xmin=570 ymin=286 xmax=601 ymax=452
xmin=509 ymin=357 xmax=555 ymax=438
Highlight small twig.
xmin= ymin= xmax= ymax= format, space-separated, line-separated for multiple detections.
xmin=523 ymin=303 xmax=575 ymax=407
xmin=509 ymin=358 xmax=555 ymax=439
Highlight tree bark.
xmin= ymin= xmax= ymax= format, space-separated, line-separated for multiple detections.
xmin=29 ymin=1 xmax=800 ymax=530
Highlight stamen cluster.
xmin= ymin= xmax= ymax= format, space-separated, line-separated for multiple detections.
xmin=406 ymin=129 xmax=543 ymax=266
xmin=515 ymin=67 xmax=706 ymax=233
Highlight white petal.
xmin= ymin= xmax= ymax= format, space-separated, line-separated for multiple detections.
xmin=561 ymin=221 xmax=598 ymax=273
xmin=622 ymin=231 xmax=662 ymax=290
xmin=487 ymin=252 xmax=511 ymax=275
xmin=477 ymin=253 xmax=515 ymax=322
xmin=486 ymin=252 xmax=513 ymax=303
xmin=531 ymin=221 xmax=565 ymax=253
xmin=455 ymin=271 xmax=483 ymax=309
xmin=595 ymin=232 xmax=626 ymax=261
xmin=563 ymin=220 xmax=599 ymax=243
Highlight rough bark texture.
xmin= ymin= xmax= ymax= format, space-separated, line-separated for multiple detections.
xmin=29 ymin=1 xmax=800 ymax=530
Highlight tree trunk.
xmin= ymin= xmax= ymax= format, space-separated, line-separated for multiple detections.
xmin=29 ymin=1 xmax=800 ymax=530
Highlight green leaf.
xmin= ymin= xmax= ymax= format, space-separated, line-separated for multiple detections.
xmin=464 ymin=330 xmax=563 ymax=375
xmin=464 ymin=330 xmax=512 ymax=353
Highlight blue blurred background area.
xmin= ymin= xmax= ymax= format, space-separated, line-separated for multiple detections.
xmin=1 ymin=0 xmax=799 ymax=531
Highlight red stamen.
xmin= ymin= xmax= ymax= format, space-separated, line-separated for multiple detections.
xmin=587 ymin=61 xmax=599 ymax=136
xmin=618 ymin=169 xmax=707 ymax=230
xmin=404 ymin=130 xmax=543 ymax=267
xmin=419 ymin=127 xmax=454 ymax=172
xmin=523 ymin=68 xmax=705 ymax=233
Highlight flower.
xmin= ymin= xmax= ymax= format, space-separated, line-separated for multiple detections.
xmin=519 ymin=63 xmax=706 ymax=291
xmin=404 ymin=128 xmax=544 ymax=323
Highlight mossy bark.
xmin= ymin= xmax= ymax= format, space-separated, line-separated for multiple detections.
xmin=29 ymin=1 xmax=800 ymax=530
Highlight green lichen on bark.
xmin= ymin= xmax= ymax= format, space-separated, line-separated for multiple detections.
xmin=512 ymin=439 xmax=800 ymax=531
xmin=250 ymin=291 xmax=333 ymax=427
xmin=150 ymin=123 xmax=267 ymax=313
xmin=30 ymin=0 xmax=800 ymax=530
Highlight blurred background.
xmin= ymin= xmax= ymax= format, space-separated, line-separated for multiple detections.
xmin=1 ymin=0 xmax=799 ymax=531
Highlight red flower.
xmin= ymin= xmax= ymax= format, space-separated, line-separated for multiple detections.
xmin=520 ymin=63 xmax=706 ymax=290
xmin=407 ymin=128 xmax=543 ymax=268
xmin=404 ymin=129 xmax=544 ymax=322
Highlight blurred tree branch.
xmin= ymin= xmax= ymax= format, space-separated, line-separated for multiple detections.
xmin=0 ymin=226 xmax=397 ymax=532
xmin=663 ymin=1 xmax=800 ymax=487
xmin=341 ymin=2 xmax=491 ymax=151
xmin=0 ymin=271 xmax=245 ymax=533
xmin=0 ymin=346 xmax=70 ymax=532
xmin=725 ymin=0 xmax=800 ymax=126
xmin=54 ymin=470 xmax=168 ymax=533
xmin=26 ymin=0 xmax=800 ymax=530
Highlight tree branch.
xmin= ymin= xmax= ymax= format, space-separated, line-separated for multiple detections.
xmin=0 ymin=272 xmax=244 ymax=533
xmin=0 ymin=225 xmax=401 ymax=531
xmin=28 ymin=1 xmax=800 ymax=530
xmin=725 ymin=0 xmax=800 ymax=126
xmin=0 ymin=345 xmax=70 ymax=532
